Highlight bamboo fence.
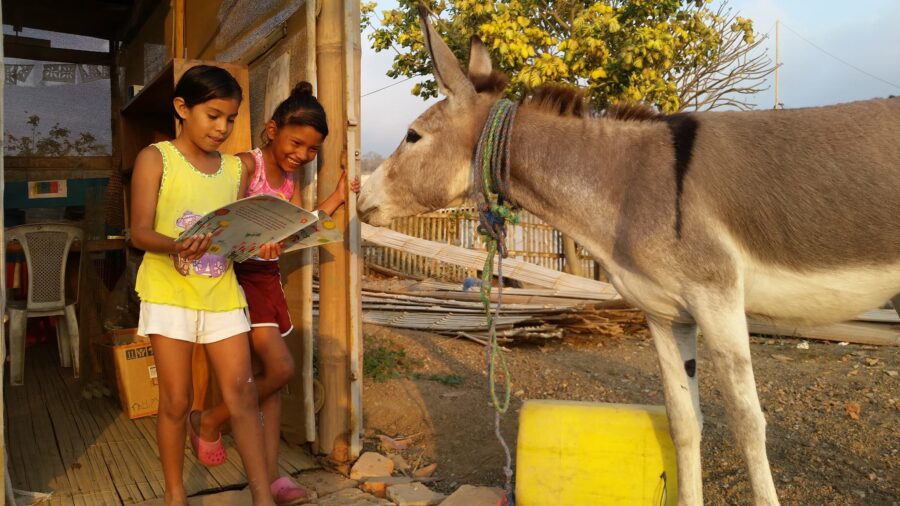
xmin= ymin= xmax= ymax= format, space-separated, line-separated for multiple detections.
xmin=361 ymin=208 xmax=598 ymax=282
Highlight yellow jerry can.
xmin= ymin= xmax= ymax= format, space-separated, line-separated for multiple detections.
xmin=516 ymin=400 xmax=677 ymax=505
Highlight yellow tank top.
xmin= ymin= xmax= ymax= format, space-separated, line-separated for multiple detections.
xmin=135 ymin=141 xmax=246 ymax=311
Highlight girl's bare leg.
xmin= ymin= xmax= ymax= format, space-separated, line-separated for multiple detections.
xmin=251 ymin=328 xmax=294 ymax=480
xmin=200 ymin=326 xmax=295 ymax=481
xmin=205 ymin=333 xmax=274 ymax=506
xmin=149 ymin=335 xmax=194 ymax=506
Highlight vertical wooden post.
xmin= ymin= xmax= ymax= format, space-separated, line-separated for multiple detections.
xmin=173 ymin=0 xmax=185 ymax=58
xmin=301 ymin=0 xmax=320 ymax=445
xmin=281 ymin=1 xmax=321 ymax=445
xmin=0 ymin=5 xmax=9 ymax=503
xmin=343 ymin=0 xmax=364 ymax=459
xmin=316 ymin=0 xmax=362 ymax=457
xmin=563 ymin=236 xmax=584 ymax=277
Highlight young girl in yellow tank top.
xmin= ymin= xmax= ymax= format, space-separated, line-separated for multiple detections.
xmin=130 ymin=65 xmax=274 ymax=506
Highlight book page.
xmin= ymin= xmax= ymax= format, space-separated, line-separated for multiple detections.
xmin=281 ymin=210 xmax=344 ymax=252
xmin=178 ymin=194 xmax=318 ymax=262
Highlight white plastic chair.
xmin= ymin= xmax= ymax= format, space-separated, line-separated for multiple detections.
xmin=6 ymin=224 xmax=83 ymax=385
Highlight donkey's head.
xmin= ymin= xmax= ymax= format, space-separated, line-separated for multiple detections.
xmin=358 ymin=6 xmax=507 ymax=226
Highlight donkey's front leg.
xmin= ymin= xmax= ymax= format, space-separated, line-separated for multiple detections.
xmin=691 ymin=293 xmax=780 ymax=506
xmin=647 ymin=317 xmax=703 ymax=505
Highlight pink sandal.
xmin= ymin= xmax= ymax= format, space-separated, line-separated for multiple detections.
xmin=188 ymin=411 xmax=227 ymax=467
xmin=270 ymin=476 xmax=312 ymax=505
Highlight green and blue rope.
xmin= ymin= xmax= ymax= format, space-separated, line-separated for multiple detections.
xmin=473 ymin=98 xmax=519 ymax=502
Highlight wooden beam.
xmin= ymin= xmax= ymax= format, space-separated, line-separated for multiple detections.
xmin=316 ymin=0 xmax=351 ymax=457
xmin=3 ymin=35 xmax=49 ymax=47
xmin=173 ymin=0 xmax=184 ymax=58
xmin=299 ymin=0 xmax=320 ymax=445
xmin=361 ymin=223 xmax=621 ymax=297
xmin=748 ymin=319 xmax=899 ymax=346
xmin=3 ymin=0 xmax=131 ymax=40
xmin=4 ymin=168 xmax=114 ymax=182
xmin=0 ymin=2 xmax=9 ymax=501
xmin=4 ymin=38 xmax=112 ymax=65
xmin=344 ymin=0 xmax=364 ymax=461
xmin=118 ymin=0 xmax=163 ymax=45
xmin=4 ymin=156 xmax=113 ymax=170
xmin=855 ymin=309 xmax=900 ymax=324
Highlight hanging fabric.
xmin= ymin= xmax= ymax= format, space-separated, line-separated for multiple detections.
xmin=5 ymin=64 xmax=34 ymax=86
xmin=78 ymin=64 xmax=110 ymax=83
xmin=42 ymin=63 xmax=77 ymax=84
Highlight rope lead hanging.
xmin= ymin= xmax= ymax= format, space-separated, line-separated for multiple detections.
xmin=473 ymin=98 xmax=519 ymax=502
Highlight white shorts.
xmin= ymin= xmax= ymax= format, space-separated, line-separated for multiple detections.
xmin=138 ymin=302 xmax=250 ymax=344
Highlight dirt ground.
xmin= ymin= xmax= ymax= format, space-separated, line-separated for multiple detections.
xmin=360 ymin=321 xmax=899 ymax=505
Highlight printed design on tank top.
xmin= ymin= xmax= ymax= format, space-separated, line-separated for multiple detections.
xmin=173 ymin=211 xmax=228 ymax=277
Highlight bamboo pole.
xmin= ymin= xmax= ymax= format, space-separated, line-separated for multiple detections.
xmin=316 ymin=0 xmax=361 ymax=457
xmin=417 ymin=216 xmax=425 ymax=275
xmin=316 ymin=0 xmax=349 ymax=456
xmin=563 ymin=236 xmax=584 ymax=277
xmin=0 ymin=3 xmax=9 ymax=500
xmin=301 ymin=0 xmax=319 ymax=445
xmin=431 ymin=217 xmax=438 ymax=275
xmin=343 ymin=0 xmax=364 ymax=459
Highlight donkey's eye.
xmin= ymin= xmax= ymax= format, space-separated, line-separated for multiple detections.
xmin=406 ymin=129 xmax=422 ymax=143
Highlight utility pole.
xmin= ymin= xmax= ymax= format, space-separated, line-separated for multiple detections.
xmin=774 ymin=19 xmax=781 ymax=109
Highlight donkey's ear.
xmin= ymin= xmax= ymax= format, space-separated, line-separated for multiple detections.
xmin=417 ymin=4 xmax=475 ymax=100
xmin=468 ymin=36 xmax=492 ymax=82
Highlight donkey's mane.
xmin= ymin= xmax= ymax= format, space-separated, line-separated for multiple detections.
xmin=603 ymin=102 xmax=664 ymax=122
xmin=519 ymin=83 xmax=664 ymax=122
xmin=522 ymin=84 xmax=587 ymax=117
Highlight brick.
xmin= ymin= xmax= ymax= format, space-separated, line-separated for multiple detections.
xmin=350 ymin=452 xmax=395 ymax=480
xmin=441 ymin=485 xmax=505 ymax=506
xmin=295 ymin=469 xmax=358 ymax=497
xmin=316 ymin=487 xmax=393 ymax=506
xmin=386 ymin=483 xmax=446 ymax=506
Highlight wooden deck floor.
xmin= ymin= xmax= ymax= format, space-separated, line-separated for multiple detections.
xmin=5 ymin=342 xmax=317 ymax=505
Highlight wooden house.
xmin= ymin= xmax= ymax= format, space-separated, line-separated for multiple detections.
xmin=0 ymin=1 xmax=362 ymax=503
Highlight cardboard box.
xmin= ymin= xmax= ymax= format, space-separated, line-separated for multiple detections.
xmin=102 ymin=330 xmax=159 ymax=419
xmin=104 ymin=327 xmax=145 ymax=346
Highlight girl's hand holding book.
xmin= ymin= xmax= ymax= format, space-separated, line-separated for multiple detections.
xmin=256 ymin=242 xmax=283 ymax=260
xmin=176 ymin=233 xmax=213 ymax=261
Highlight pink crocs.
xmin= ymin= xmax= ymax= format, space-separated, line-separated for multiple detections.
xmin=270 ymin=476 xmax=312 ymax=505
xmin=188 ymin=411 xmax=227 ymax=467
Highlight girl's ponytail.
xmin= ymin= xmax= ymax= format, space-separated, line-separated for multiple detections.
xmin=262 ymin=81 xmax=328 ymax=144
xmin=290 ymin=81 xmax=314 ymax=98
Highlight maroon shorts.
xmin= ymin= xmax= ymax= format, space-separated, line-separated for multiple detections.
xmin=234 ymin=259 xmax=293 ymax=336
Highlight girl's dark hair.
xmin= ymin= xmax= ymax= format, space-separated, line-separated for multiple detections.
xmin=263 ymin=81 xmax=328 ymax=143
xmin=173 ymin=65 xmax=243 ymax=122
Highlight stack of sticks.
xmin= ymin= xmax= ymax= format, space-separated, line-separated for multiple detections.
xmin=314 ymin=278 xmax=645 ymax=343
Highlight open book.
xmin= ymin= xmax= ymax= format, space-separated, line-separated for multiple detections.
xmin=177 ymin=194 xmax=343 ymax=262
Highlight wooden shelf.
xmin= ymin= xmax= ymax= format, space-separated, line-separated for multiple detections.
xmin=122 ymin=60 xmax=175 ymax=116
xmin=118 ymin=58 xmax=252 ymax=171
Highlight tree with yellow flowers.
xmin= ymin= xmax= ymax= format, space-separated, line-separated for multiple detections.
xmin=362 ymin=0 xmax=772 ymax=112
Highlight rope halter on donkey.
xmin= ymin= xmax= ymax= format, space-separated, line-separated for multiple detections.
xmin=473 ymin=98 xmax=519 ymax=503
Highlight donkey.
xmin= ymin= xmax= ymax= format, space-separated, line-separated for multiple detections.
xmin=358 ymin=7 xmax=900 ymax=505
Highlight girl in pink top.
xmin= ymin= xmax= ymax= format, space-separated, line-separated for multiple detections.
xmin=190 ymin=82 xmax=358 ymax=505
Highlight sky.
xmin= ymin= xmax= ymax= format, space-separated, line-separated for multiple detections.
xmin=5 ymin=1 xmax=897 ymax=157
xmin=3 ymin=27 xmax=112 ymax=153
xmin=360 ymin=0 xmax=900 ymax=156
